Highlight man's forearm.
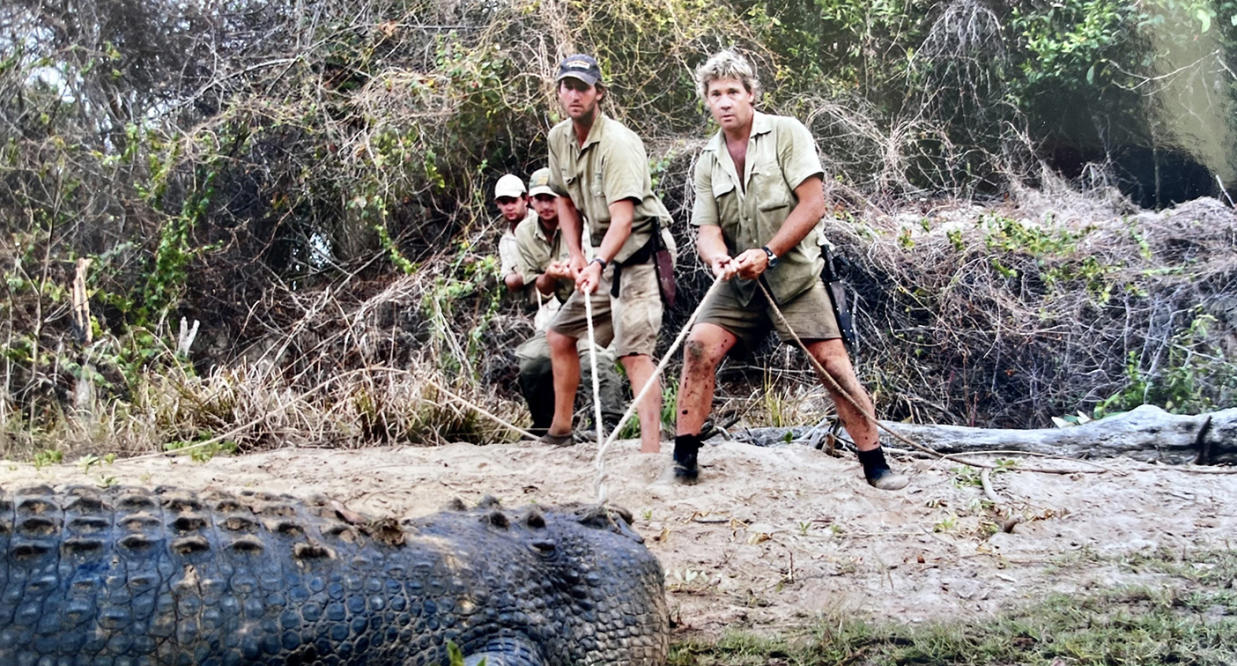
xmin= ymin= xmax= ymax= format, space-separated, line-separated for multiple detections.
xmin=556 ymin=197 xmax=585 ymax=261
xmin=766 ymin=177 xmax=826 ymax=256
xmin=534 ymin=272 xmax=557 ymax=295
xmin=595 ymin=199 xmax=636 ymax=263
xmin=696 ymin=225 xmax=729 ymax=264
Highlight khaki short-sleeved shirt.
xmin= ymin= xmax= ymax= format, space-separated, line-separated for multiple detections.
xmin=513 ymin=215 xmax=573 ymax=305
xmin=691 ymin=112 xmax=825 ymax=305
xmin=546 ymin=113 xmax=672 ymax=264
xmin=498 ymin=209 xmax=537 ymax=279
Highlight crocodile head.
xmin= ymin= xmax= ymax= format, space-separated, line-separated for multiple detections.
xmin=407 ymin=499 xmax=670 ymax=665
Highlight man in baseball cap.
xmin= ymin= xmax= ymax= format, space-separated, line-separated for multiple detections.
xmin=494 ymin=174 xmax=535 ymax=292
xmin=542 ymin=53 xmax=675 ymax=455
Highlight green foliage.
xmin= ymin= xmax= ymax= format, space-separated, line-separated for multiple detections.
xmin=375 ymin=223 xmax=416 ymax=274
xmin=32 ymin=449 xmax=64 ymax=469
xmin=981 ymin=213 xmax=1082 ymax=256
xmin=1096 ymin=312 xmax=1237 ymax=417
xmin=1012 ymin=0 xmax=1131 ymax=87
xmin=163 ymin=438 xmax=238 ymax=463
xmin=421 ymin=241 xmax=504 ymax=379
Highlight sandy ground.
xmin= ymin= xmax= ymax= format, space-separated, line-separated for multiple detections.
xmin=3 ymin=437 xmax=1234 ymax=640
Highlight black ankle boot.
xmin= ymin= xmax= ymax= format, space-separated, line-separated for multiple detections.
xmin=857 ymin=446 xmax=908 ymax=490
xmin=673 ymin=434 xmax=701 ymax=482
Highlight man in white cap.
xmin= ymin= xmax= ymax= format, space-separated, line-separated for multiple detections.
xmin=510 ymin=167 xmax=624 ymax=437
xmin=544 ymin=54 xmax=674 ymax=454
xmin=494 ymin=173 xmax=537 ymax=293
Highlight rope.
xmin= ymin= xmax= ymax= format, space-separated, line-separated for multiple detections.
xmin=592 ymin=275 xmax=726 ymax=503
xmin=751 ymin=280 xmax=1138 ymax=475
xmin=753 ymin=279 xmax=983 ymax=466
xmin=583 ymin=284 xmax=605 ymax=446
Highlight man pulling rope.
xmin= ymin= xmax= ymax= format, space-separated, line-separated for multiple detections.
xmin=671 ymin=49 xmax=908 ymax=490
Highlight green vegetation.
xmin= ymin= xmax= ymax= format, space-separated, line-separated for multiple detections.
xmin=1095 ymin=311 xmax=1237 ymax=418
xmin=668 ymin=549 xmax=1237 ymax=665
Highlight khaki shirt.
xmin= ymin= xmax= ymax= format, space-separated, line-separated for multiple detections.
xmin=691 ymin=112 xmax=825 ymax=305
xmin=547 ymin=113 xmax=672 ymax=264
xmin=498 ymin=208 xmax=537 ymax=279
xmin=514 ymin=214 xmax=573 ymax=306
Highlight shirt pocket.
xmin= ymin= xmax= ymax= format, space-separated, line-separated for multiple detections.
xmin=710 ymin=167 xmax=740 ymax=224
xmin=751 ymin=167 xmax=792 ymax=212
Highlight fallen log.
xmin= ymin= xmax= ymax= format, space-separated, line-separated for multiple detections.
xmin=730 ymin=405 xmax=1237 ymax=465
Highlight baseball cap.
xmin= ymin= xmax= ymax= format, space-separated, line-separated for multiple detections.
xmin=493 ymin=174 xmax=526 ymax=200
xmin=528 ymin=168 xmax=556 ymax=198
xmin=555 ymin=54 xmax=603 ymax=87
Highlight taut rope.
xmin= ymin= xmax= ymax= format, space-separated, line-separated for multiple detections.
xmin=590 ymin=276 xmax=726 ymax=502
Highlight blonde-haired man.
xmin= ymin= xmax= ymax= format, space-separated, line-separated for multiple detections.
xmin=674 ymin=49 xmax=907 ymax=489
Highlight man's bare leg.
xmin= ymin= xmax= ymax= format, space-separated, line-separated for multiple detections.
xmin=807 ymin=338 xmax=907 ymax=489
xmin=672 ymin=323 xmax=737 ymax=480
xmin=676 ymin=324 xmax=737 ymax=436
xmin=546 ymin=329 xmax=581 ymax=438
xmin=619 ymin=353 xmax=661 ymax=453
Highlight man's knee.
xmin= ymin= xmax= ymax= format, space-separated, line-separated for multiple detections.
xmin=684 ymin=337 xmax=722 ymax=374
xmin=547 ymin=329 xmax=577 ymax=353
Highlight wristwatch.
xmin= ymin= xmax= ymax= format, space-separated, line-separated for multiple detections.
xmin=761 ymin=245 xmax=779 ymax=268
xmin=589 ymin=257 xmax=607 ymax=270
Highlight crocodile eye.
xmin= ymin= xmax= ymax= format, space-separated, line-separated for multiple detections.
xmin=529 ymin=540 xmax=556 ymax=556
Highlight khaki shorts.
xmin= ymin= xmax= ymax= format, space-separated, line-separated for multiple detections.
xmin=698 ymin=278 xmax=840 ymax=350
xmin=550 ymin=261 xmax=662 ymax=357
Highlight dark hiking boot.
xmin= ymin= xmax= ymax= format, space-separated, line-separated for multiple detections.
xmin=673 ymin=434 xmax=701 ymax=483
xmin=858 ymin=446 xmax=908 ymax=490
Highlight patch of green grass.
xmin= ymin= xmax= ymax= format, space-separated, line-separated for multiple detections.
xmin=669 ymin=549 xmax=1237 ymax=665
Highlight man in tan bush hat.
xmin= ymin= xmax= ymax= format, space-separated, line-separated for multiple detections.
xmin=543 ymin=54 xmax=674 ymax=453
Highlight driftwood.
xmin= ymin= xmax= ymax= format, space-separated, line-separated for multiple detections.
xmin=731 ymin=405 xmax=1237 ymax=465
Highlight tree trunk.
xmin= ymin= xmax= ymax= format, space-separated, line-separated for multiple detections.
xmin=732 ymin=405 xmax=1237 ymax=465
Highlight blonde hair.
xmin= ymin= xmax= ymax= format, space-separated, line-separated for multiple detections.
xmin=694 ymin=49 xmax=761 ymax=101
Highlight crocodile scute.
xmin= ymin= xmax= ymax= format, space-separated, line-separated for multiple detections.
xmin=0 ymin=484 xmax=670 ymax=665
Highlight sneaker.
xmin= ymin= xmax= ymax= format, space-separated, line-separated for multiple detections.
xmin=866 ymin=467 xmax=908 ymax=491
xmin=538 ymin=431 xmax=574 ymax=447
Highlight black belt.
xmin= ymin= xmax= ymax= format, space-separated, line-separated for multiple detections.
xmin=609 ymin=232 xmax=658 ymax=298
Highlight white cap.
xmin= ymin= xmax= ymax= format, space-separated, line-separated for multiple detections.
xmin=528 ymin=167 xmax=556 ymax=198
xmin=494 ymin=174 xmax=526 ymax=200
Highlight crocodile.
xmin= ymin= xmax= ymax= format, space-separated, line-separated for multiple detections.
xmin=0 ymin=484 xmax=669 ymax=665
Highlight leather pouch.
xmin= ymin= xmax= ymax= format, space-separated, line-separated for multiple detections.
xmin=653 ymin=246 xmax=676 ymax=307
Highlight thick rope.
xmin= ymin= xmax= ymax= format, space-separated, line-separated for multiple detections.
xmin=583 ymin=285 xmax=605 ymax=446
xmin=592 ymin=276 xmax=727 ymax=502
xmin=753 ymin=279 xmax=990 ymax=467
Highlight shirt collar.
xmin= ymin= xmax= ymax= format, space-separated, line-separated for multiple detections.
xmin=578 ymin=112 xmax=610 ymax=151
xmin=534 ymin=214 xmax=559 ymax=243
xmin=704 ymin=110 xmax=773 ymax=153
